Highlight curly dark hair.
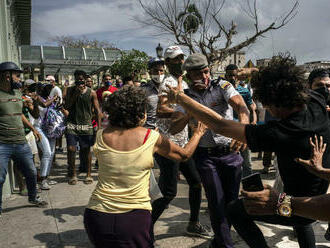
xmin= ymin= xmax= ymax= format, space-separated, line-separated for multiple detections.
xmin=251 ymin=54 xmax=309 ymax=108
xmin=103 ymin=86 xmax=147 ymax=128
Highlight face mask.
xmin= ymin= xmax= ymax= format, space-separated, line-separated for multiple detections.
xmin=168 ymin=63 xmax=183 ymax=76
xmin=191 ymin=79 xmax=208 ymax=90
xmin=105 ymin=81 xmax=111 ymax=87
xmin=314 ymin=87 xmax=330 ymax=102
xmin=11 ymin=82 xmax=22 ymax=90
xmin=151 ymin=74 xmax=165 ymax=84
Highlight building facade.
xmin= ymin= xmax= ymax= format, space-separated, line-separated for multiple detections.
xmin=0 ymin=0 xmax=31 ymax=199
xmin=212 ymin=51 xmax=246 ymax=77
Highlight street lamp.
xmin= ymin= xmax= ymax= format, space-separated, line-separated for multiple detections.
xmin=156 ymin=43 xmax=163 ymax=59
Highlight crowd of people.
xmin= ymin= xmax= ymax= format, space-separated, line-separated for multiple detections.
xmin=0 ymin=45 xmax=330 ymax=248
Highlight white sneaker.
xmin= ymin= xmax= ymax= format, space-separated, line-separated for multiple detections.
xmin=47 ymin=179 xmax=57 ymax=185
xmin=40 ymin=180 xmax=51 ymax=190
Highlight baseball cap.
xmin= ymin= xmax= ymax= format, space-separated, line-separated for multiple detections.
xmin=182 ymin=53 xmax=208 ymax=71
xmin=164 ymin=46 xmax=184 ymax=59
xmin=148 ymin=57 xmax=165 ymax=69
xmin=45 ymin=75 xmax=55 ymax=81
xmin=24 ymin=79 xmax=36 ymax=86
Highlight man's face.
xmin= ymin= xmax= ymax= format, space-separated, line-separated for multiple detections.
xmin=225 ymin=69 xmax=238 ymax=85
xmin=311 ymin=76 xmax=330 ymax=91
xmin=150 ymin=64 xmax=165 ymax=76
xmin=10 ymin=72 xmax=21 ymax=83
xmin=168 ymin=54 xmax=184 ymax=65
xmin=188 ymin=67 xmax=210 ymax=90
xmin=103 ymin=76 xmax=111 ymax=86
xmin=86 ymin=77 xmax=93 ymax=88
xmin=75 ymin=75 xmax=86 ymax=91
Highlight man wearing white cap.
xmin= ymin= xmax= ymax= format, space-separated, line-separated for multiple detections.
xmin=46 ymin=75 xmax=62 ymax=104
xmin=152 ymin=46 xmax=212 ymax=238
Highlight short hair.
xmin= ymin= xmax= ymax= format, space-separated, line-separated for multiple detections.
xmin=123 ymin=76 xmax=133 ymax=84
xmin=102 ymin=73 xmax=111 ymax=80
xmin=103 ymin=86 xmax=147 ymax=128
xmin=251 ymin=54 xmax=308 ymax=108
xmin=74 ymin=70 xmax=86 ymax=80
xmin=308 ymin=68 xmax=330 ymax=85
xmin=225 ymin=64 xmax=238 ymax=71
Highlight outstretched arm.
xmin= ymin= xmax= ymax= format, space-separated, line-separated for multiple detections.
xmin=164 ymin=87 xmax=247 ymax=143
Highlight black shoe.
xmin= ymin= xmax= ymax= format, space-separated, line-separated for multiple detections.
xmin=28 ymin=195 xmax=48 ymax=208
xmin=186 ymin=222 xmax=213 ymax=239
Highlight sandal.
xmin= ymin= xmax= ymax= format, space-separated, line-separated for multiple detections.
xmin=68 ymin=177 xmax=78 ymax=185
xmin=84 ymin=176 xmax=93 ymax=185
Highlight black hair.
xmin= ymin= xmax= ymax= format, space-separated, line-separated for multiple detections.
xmin=74 ymin=70 xmax=87 ymax=80
xmin=103 ymin=86 xmax=147 ymax=128
xmin=251 ymin=54 xmax=309 ymax=108
xmin=225 ymin=64 xmax=238 ymax=71
xmin=123 ymin=76 xmax=133 ymax=84
xmin=102 ymin=73 xmax=111 ymax=80
xmin=308 ymin=68 xmax=330 ymax=86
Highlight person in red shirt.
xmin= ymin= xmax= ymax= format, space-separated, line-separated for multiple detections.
xmin=96 ymin=73 xmax=118 ymax=104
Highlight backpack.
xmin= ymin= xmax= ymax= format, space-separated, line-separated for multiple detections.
xmin=42 ymin=105 xmax=66 ymax=139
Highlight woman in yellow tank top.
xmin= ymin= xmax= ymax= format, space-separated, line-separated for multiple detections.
xmin=84 ymin=86 xmax=206 ymax=248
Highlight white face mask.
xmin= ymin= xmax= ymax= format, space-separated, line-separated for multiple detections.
xmin=151 ymin=74 xmax=165 ymax=84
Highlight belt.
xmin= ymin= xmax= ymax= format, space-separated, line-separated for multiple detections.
xmin=197 ymin=145 xmax=231 ymax=156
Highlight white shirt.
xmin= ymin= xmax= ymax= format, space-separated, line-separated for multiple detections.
xmin=157 ymin=75 xmax=189 ymax=147
xmin=49 ymin=86 xmax=63 ymax=104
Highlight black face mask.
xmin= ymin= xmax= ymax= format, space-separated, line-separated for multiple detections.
xmin=11 ymin=82 xmax=22 ymax=90
xmin=314 ymin=87 xmax=330 ymax=103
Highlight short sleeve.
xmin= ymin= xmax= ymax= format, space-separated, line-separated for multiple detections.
xmin=245 ymin=122 xmax=279 ymax=152
xmin=218 ymin=80 xmax=239 ymax=102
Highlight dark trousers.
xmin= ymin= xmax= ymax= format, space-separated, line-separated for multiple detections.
xmin=151 ymin=153 xmax=202 ymax=224
xmin=84 ymin=208 xmax=153 ymax=248
xmin=227 ymin=199 xmax=316 ymax=248
xmin=194 ymin=149 xmax=242 ymax=248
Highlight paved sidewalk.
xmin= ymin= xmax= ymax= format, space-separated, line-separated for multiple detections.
xmin=0 ymin=151 xmax=329 ymax=248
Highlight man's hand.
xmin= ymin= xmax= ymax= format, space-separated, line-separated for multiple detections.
xmin=163 ymin=84 xmax=183 ymax=104
xmin=242 ymin=185 xmax=279 ymax=215
xmin=191 ymin=121 xmax=208 ymax=137
xmin=295 ymin=135 xmax=327 ymax=175
xmin=237 ymin=68 xmax=259 ymax=80
xmin=230 ymin=139 xmax=247 ymax=152
xmin=32 ymin=129 xmax=42 ymax=142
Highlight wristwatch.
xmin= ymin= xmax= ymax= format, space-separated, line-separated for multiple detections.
xmin=277 ymin=193 xmax=292 ymax=217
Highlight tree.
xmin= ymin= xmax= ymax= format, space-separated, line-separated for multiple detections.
xmin=51 ymin=35 xmax=118 ymax=49
xmin=109 ymin=49 xmax=149 ymax=78
xmin=137 ymin=0 xmax=299 ymax=65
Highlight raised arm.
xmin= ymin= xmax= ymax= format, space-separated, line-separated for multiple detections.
xmin=165 ymin=86 xmax=247 ymax=143
xmin=169 ymin=111 xmax=190 ymax=135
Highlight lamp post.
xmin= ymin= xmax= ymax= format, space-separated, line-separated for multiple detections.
xmin=156 ymin=43 xmax=163 ymax=59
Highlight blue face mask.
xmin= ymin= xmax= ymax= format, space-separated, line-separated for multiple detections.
xmin=105 ymin=81 xmax=111 ymax=87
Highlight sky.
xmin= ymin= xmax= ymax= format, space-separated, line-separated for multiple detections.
xmin=31 ymin=0 xmax=330 ymax=65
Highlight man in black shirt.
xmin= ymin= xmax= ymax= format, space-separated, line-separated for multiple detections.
xmin=163 ymin=55 xmax=330 ymax=248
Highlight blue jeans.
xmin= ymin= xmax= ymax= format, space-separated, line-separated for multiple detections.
xmin=194 ymin=148 xmax=243 ymax=248
xmin=35 ymin=127 xmax=56 ymax=177
xmin=0 ymin=142 xmax=37 ymax=212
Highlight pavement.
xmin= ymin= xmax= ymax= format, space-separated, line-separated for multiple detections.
xmin=0 ymin=150 xmax=329 ymax=248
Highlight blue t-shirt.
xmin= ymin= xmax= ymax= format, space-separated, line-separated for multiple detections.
xmin=233 ymin=85 xmax=253 ymax=120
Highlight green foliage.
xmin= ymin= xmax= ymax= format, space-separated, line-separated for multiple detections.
xmin=178 ymin=4 xmax=203 ymax=34
xmin=109 ymin=49 xmax=149 ymax=78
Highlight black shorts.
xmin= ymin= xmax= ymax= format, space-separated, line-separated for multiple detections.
xmin=66 ymin=133 xmax=95 ymax=148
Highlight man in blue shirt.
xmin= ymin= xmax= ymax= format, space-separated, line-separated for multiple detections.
xmin=225 ymin=64 xmax=257 ymax=177
xmin=170 ymin=54 xmax=250 ymax=248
